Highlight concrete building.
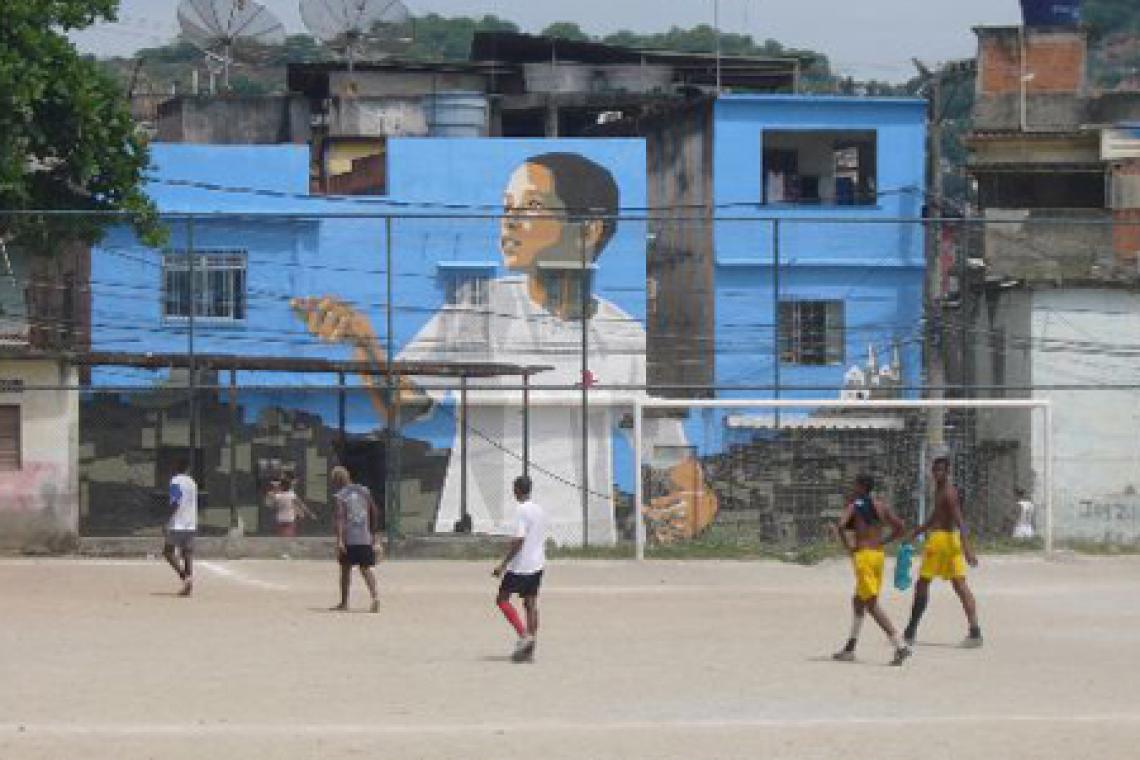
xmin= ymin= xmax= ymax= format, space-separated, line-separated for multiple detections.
xmin=964 ymin=18 xmax=1140 ymax=543
xmin=0 ymin=242 xmax=88 ymax=551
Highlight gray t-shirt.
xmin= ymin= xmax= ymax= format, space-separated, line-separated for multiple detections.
xmin=336 ymin=484 xmax=373 ymax=547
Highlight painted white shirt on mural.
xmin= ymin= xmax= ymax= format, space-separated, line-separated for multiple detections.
xmin=399 ymin=275 xmax=685 ymax=545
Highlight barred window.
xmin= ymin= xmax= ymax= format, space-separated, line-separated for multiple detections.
xmin=779 ymin=300 xmax=845 ymax=365
xmin=162 ymin=250 xmax=247 ymax=322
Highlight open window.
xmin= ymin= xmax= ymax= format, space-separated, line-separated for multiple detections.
xmin=763 ymin=131 xmax=877 ymax=206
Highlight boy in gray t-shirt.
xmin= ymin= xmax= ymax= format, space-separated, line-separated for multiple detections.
xmin=330 ymin=466 xmax=380 ymax=613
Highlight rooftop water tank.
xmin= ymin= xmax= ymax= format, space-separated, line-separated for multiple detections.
xmin=1020 ymin=0 xmax=1081 ymax=26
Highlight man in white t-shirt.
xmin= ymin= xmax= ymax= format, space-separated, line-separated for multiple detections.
xmin=163 ymin=458 xmax=198 ymax=597
xmin=492 ymin=475 xmax=546 ymax=662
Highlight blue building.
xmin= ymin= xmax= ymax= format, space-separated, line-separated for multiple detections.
xmin=714 ymin=95 xmax=927 ymax=401
xmin=639 ymin=95 xmax=926 ymax=406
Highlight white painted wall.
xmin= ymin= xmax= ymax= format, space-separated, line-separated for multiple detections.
xmin=0 ymin=360 xmax=79 ymax=551
xmin=1031 ymin=289 xmax=1140 ymax=543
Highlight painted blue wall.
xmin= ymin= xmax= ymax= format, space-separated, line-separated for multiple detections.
xmin=91 ymin=140 xmax=648 ymax=441
xmin=711 ymin=96 xmax=927 ymax=402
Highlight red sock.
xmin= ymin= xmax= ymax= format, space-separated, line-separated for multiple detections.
xmin=497 ymin=600 xmax=526 ymax=637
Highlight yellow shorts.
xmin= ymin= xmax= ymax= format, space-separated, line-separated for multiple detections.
xmin=852 ymin=549 xmax=885 ymax=601
xmin=919 ymin=530 xmax=967 ymax=581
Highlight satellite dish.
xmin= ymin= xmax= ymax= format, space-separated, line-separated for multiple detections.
xmin=300 ymin=0 xmax=414 ymax=72
xmin=177 ymin=0 xmax=287 ymax=91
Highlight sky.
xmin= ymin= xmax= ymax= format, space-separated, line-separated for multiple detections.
xmin=71 ymin=0 xmax=1025 ymax=82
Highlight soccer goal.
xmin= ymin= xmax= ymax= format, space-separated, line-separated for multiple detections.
xmin=632 ymin=398 xmax=1053 ymax=560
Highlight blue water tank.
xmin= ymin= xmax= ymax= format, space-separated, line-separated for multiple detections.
xmin=425 ymin=92 xmax=488 ymax=138
xmin=1020 ymin=0 xmax=1081 ymax=26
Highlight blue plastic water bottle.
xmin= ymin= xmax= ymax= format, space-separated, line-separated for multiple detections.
xmin=894 ymin=542 xmax=914 ymax=591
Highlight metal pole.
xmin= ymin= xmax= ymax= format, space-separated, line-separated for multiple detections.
xmin=228 ymin=367 xmax=237 ymax=530
xmin=580 ymin=225 xmax=590 ymax=547
xmin=187 ymin=219 xmax=197 ymax=480
xmin=337 ymin=371 xmax=346 ymax=455
xmin=714 ymin=0 xmax=722 ymax=95
xmin=522 ymin=372 xmax=530 ymax=478
xmin=633 ymin=399 xmax=644 ymax=560
xmin=1043 ymin=401 xmax=1054 ymax=556
xmin=460 ymin=375 xmax=469 ymax=531
xmin=773 ymin=219 xmax=781 ymax=426
xmin=384 ymin=217 xmax=397 ymax=550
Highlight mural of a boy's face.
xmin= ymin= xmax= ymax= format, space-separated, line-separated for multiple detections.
xmin=500 ymin=162 xmax=606 ymax=271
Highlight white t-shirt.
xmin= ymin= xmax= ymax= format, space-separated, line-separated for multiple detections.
xmin=168 ymin=474 xmax=198 ymax=531
xmin=507 ymin=499 xmax=546 ymax=575
xmin=273 ymin=490 xmax=299 ymax=523
xmin=399 ymin=276 xmax=687 ymax=545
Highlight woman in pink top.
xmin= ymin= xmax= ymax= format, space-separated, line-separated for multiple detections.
xmin=267 ymin=474 xmax=314 ymax=537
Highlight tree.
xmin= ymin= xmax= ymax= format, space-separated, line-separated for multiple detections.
xmin=1 ymin=0 xmax=160 ymax=249
xmin=540 ymin=22 xmax=590 ymax=42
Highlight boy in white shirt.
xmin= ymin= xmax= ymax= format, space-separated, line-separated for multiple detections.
xmin=164 ymin=458 xmax=198 ymax=597
xmin=492 ymin=475 xmax=547 ymax=662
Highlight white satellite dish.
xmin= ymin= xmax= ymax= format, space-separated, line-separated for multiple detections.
xmin=300 ymin=0 xmax=414 ymax=72
xmin=177 ymin=0 xmax=287 ymax=91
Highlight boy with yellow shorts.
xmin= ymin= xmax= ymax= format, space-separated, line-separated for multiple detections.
xmin=903 ymin=456 xmax=982 ymax=647
xmin=833 ymin=474 xmax=910 ymax=666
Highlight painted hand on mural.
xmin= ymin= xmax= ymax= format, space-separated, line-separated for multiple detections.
xmin=290 ymin=297 xmax=378 ymax=350
xmin=644 ymin=457 xmax=719 ymax=544
xmin=290 ymin=296 xmax=428 ymax=422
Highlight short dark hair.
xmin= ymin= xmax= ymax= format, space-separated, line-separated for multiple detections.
xmin=513 ymin=475 xmax=533 ymax=498
xmin=526 ymin=153 xmax=620 ymax=257
xmin=174 ymin=457 xmax=189 ymax=474
xmin=855 ymin=473 xmax=875 ymax=492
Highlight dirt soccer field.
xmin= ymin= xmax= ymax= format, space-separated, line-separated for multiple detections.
xmin=0 ymin=554 xmax=1137 ymax=760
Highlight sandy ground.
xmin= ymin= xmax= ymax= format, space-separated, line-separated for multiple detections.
xmin=0 ymin=553 xmax=1137 ymax=759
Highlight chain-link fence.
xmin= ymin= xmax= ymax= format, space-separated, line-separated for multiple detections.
xmin=1 ymin=209 xmax=1138 ymax=554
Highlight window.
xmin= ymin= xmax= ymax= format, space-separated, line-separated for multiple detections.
xmin=779 ymin=301 xmax=845 ymax=365
xmin=0 ymin=405 xmax=20 ymax=471
xmin=162 ymin=250 xmax=247 ymax=322
xmin=763 ymin=131 xmax=877 ymax=205
xmin=440 ymin=269 xmax=491 ymax=345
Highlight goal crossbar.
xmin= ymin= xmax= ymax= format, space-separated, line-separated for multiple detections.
xmin=632 ymin=398 xmax=1053 ymax=559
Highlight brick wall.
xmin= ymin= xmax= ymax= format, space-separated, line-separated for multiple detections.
xmin=979 ymin=29 xmax=1086 ymax=96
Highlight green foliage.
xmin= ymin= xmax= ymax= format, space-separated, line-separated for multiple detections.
xmin=1 ymin=0 xmax=162 ymax=249
xmin=540 ymin=22 xmax=591 ymax=43
xmin=403 ymin=13 xmax=519 ymax=62
xmin=1084 ymin=0 xmax=1140 ymax=36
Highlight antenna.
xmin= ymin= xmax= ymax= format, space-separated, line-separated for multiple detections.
xmin=177 ymin=0 xmax=286 ymax=91
xmin=300 ymin=0 xmax=414 ymax=73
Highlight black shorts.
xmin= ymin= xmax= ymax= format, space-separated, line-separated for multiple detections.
xmin=499 ymin=570 xmax=543 ymax=598
xmin=339 ymin=544 xmax=376 ymax=567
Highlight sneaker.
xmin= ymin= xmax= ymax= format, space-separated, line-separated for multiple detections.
xmin=512 ymin=636 xmax=536 ymax=663
xmin=890 ymin=646 xmax=912 ymax=666
xmin=831 ymin=649 xmax=856 ymax=662
xmin=961 ymin=634 xmax=983 ymax=649
xmin=178 ymin=579 xmax=193 ymax=597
